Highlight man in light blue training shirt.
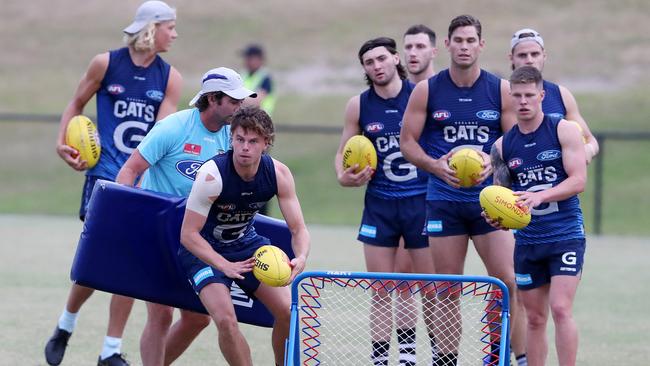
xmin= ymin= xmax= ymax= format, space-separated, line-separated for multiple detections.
xmin=116 ymin=66 xmax=256 ymax=366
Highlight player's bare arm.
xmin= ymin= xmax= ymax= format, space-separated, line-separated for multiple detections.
xmin=335 ymin=95 xmax=373 ymax=187
xmin=490 ymin=138 xmax=511 ymax=187
xmin=515 ymin=120 xmax=587 ymax=209
xmin=181 ymin=162 xmax=256 ymax=279
xmin=156 ymin=66 xmax=182 ymax=120
xmin=499 ymin=79 xmax=517 ymax=133
xmin=56 ymin=52 xmax=109 ymax=171
xmin=116 ymin=149 xmax=151 ymax=186
xmin=401 ymin=80 xmax=460 ymax=187
xmin=274 ymin=160 xmax=310 ymax=283
xmin=560 ymin=84 xmax=599 ymax=162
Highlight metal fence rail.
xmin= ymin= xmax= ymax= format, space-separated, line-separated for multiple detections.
xmin=1 ymin=113 xmax=648 ymax=235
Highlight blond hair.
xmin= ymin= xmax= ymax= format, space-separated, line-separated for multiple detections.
xmin=123 ymin=22 xmax=157 ymax=52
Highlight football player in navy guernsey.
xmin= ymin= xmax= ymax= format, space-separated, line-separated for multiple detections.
xmin=400 ymin=14 xmax=526 ymax=365
xmin=509 ymin=28 xmax=598 ymax=164
xmin=47 ymin=2 xmax=181 ymax=365
xmin=335 ymin=37 xmax=437 ymax=366
xmin=488 ymin=66 xmax=586 ymax=366
xmin=180 ymin=106 xmax=310 ymax=366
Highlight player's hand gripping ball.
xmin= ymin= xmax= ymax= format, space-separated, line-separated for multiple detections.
xmin=253 ymin=245 xmax=292 ymax=287
xmin=342 ymin=135 xmax=377 ymax=173
xmin=479 ymin=185 xmax=531 ymax=229
xmin=65 ymin=115 xmax=101 ymax=168
xmin=448 ymin=148 xmax=484 ymax=188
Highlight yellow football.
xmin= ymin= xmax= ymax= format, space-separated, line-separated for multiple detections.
xmin=65 ymin=115 xmax=101 ymax=168
xmin=253 ymin=245 xmax=292 ymax=287
xmin=448 ymin=148 xmax=484 ymax=188
xmin=479 ymin=185 xmax=531 ymax=230
xmin=342 ymin=135 xmax=377 ymax=173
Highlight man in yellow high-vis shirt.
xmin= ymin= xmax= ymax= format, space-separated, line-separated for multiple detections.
xmin=241 ymin=44 xmax=276 ymax=116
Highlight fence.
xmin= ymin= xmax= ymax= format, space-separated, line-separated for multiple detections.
xmin=1 ymin=113 xmax=647 ymax=235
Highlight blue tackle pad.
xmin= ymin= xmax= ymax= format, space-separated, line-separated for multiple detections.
xmin=70 ymin=180 xmax=294 ymax=327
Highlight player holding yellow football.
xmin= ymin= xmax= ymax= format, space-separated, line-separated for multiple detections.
xmin=47 ymin=2 xmax=181 ymax=365
xmin=400 ymin=15 xmax=526 ymax=365
xmin=335 ymin=37 xmax=437 ymax=366
xmin=180 ymin=107 xmax=310 ymax=366
xmin=488 ymin=66 xmax=587 ymax=366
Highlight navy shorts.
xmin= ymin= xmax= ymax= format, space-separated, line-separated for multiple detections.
xmin=357 ymin=194 xmax=428 ymax=249
xmin=425 ymin=200 xmax=497 ymax=237
xmin=514 ymin=238 xmax=586 ymax=290
xmin=178 ymin=233 xmax=271 ymax=295
xmin=79 ymin=175 xmax=111 ymax=221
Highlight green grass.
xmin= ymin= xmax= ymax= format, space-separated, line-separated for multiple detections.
xmin=1 ymin=215 xmax=649 ymax=365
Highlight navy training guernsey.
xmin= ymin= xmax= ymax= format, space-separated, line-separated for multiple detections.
xmin=89 ymin=47 xmax=171 ymax=180
xmin=359 ymin=79 xmax=426 ymax=199
xmin=421 ymin=69 xmax=503 ymax=201
xmin=502 ymin=115 xmax=584 ymax=245
xmin=542 ymin=80 xmax=566 ymax=119
xmin=200 ymin=150 xmax=277 ymax=248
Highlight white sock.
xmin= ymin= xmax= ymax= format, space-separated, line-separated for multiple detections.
xmin=57 ymin=309 xmax=78 ymax=333
xmin=99 ymin=336 xmax=122 ymax=360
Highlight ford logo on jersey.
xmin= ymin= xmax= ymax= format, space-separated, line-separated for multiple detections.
xmin=175 ymin=160 xmax=203 ymax=180
xmin=547 ymin=113 xmax=565 ymax=119
xmin=432 ymin=110 xmax=451 ymax=121
xmin=107 ymin=84 xmax=125 ymax=95
xmin=146 ymin=90 xmax=164 ymax=102
xmin=476 ymin=110 xmax=500 ymax=121
xmin=365 ymin=122 xmax=384 ymax=133
xmin=537 ymin=150 xmax=562 ymax=161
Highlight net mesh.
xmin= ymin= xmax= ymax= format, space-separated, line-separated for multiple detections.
xmin=294 ymin=275 xmax=506 ymax=366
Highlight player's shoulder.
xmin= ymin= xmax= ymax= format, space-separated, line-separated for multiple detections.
xmin=272 ymin=158 xmax=291 ymax=178
xmin=154 ymin=109 xmax=194 ymax=131
xmin=87 ymin=52 xmax=110 ymax=75
xmin=345 ymin=94 xmax=361 ymax=114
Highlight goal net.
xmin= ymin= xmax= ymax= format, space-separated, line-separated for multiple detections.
xmin=286 ymin=271 xmax=510 ymax=366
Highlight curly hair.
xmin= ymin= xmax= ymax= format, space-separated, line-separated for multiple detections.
xmin=230 ymin=106 xmax=275 ymax=146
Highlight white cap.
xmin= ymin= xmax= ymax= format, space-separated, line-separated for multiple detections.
xmin=123 ymin=1 xmax=176 ymax=34
xmin=189 ymin=67 xmax=257 ymax=106
xmin=510 ymin=28 xmax=544 ymax=50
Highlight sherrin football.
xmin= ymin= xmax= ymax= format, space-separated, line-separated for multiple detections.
xmin=479 ymin=185 xmax=531 ymax=230
xmin=65 ymin=115 xmax=101 ymax=168
xmin=448 ymin=148 xmax=484 ymax=188
xmin=342 ymin=135 xmax=377 ymax=173
xmin=253 ymin=245 xmax=292 ymax=287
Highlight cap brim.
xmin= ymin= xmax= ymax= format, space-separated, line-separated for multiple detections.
xmin=224 ymin=87 xmax=257 ymax=100
xmin=124 ymin=20 xmax=147 ymax=34
xmin=188 ymin=91 xmax=203 ymax=106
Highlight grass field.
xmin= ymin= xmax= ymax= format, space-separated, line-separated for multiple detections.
xmin=1 ymin=2 xmax=649 ymax=364
xmin=1 ymin=214 xmax=649 ymax=365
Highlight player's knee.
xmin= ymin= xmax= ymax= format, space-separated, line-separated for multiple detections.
xmin=550 ymin=301 xmax=573 ymax=323
xmin=214 ymin=313 xmax=239 ymax=334
xmin=147 ymin=307 xmax=174 ymax=329
xmin=273 ymin=306 xmax=291 ymax=327
xmin=183 ymin=313 xmax=211 ymax=330
xmin=525 ymin=309 xmax=547 ymax=328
